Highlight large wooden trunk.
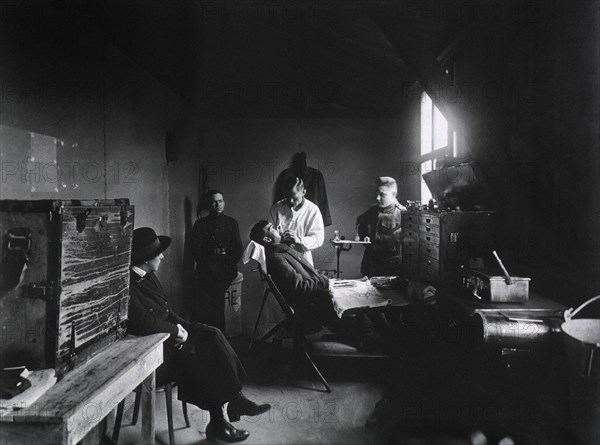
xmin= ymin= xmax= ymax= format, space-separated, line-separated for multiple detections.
xmin=0 ymin=199 xmax=134 ymax=375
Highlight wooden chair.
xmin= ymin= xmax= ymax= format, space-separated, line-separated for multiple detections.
xmin=248 ymin=263 xmax=331 ymax=393
xmin=112 ymin=381 xmax=190 ymax=445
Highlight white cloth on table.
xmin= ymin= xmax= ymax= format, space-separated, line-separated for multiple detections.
xmin=242 ymin=241 xmax=267 ymax=272
xmin=329 ymin=277 xmax=412 ymax=318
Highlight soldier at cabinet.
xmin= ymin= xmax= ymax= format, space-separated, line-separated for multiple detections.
xmin=128 ymin=227 xmax=269 ymax=442
xmin=356 ymin=177 xmax=407 ymax=277
xmin=191 ymin=190 xmax=243 ymax=333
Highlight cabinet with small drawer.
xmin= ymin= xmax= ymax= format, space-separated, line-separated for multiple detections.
xmin=401 ymin=210 xmax=494 ymax=286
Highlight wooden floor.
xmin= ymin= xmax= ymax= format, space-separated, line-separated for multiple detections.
xmin=108 ymin=331 xmax=578 ymax=445
xmin=114 ymin=380 xmax=383 ymax=445
xmin=111 ymin=294 xmax=577 ymax=445
xmin=111 ymin=332 xmax=385 ymax=445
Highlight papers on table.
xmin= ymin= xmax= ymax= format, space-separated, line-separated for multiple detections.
xmin=329 ymin=277 xmax=411 ymax=318
xmin=331 ymin=280 xmax=357 ymax=288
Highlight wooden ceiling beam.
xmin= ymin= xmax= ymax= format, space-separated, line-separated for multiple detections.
xmin=314 ymin=27 xmax=410 ymax=73
xmin=366 ymin=4 xmax=507 ymax=176
xmin=368 ymin=8 xmax=461 ymax=129
xmin=436 ymin=17 xmax=485 ymax=66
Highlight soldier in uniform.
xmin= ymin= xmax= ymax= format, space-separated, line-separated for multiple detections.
xmin=191 ymin=190 xmax=243 ymax=333
xmin=356 ymin=177 xmax=407 ymax=277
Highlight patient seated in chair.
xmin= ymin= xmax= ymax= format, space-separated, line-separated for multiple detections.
xmin=249 ymin=220 xmax=437 ymax=352
xmin=249 ymin=220 xmax=339 ymax=332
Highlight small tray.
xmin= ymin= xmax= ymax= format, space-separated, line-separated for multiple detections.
xmin=330 ymin=239 xmax=371 ymax=245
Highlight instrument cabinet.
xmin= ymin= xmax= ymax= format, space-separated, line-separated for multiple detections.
xmin=401 ymin=209 xmax=494 ymax=286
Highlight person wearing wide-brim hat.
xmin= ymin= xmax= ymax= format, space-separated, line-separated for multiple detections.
xmin=128 ymin=227 xmax=270 ymax=442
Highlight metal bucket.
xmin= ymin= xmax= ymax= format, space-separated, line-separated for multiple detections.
xmin=562 ymin=295 xmax=600 ymax=445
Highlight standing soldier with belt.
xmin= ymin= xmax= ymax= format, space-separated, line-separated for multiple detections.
xmin=192 ymin=190 xmax=243 ymax=334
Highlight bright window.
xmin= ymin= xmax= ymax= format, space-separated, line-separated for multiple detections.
xmin=420 ymin=91 xmax=455 ymax=203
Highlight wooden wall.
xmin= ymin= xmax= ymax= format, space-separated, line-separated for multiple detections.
xmin=0 ymin=4 xmax=200 ymax=314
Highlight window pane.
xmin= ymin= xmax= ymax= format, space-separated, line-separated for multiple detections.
xmin=421 ymin=93 xmax=432 ymax=155
xmin=433 ymin=105 xmax=448 ymax=150
xmin=453 ymin=130 xmax=458 ymax=157
xmin=420 ymin=160 xmax=433 ymax=204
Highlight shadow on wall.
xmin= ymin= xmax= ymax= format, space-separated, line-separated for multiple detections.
xmin=181 ymin=196 xmax=196 ymax=320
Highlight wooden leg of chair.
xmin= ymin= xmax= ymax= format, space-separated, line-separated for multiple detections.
xmin=165 ymin=383 xmax=176 ymax=445
xmin=131 ymin=387 xmax=142 ymax=426
xmin=249 ymin=291 xmax=270 ymax=350
xmin=256 ymin=318 xmax=291 ymax=344
xmin=112 ymin=400 xmax=125 ymax=444
xmin=302 ymin=349 xmax=332 ymax=393
xmin=182 ymin=402 xmax=190 ymax=428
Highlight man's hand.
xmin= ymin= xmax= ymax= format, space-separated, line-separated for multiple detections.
xmin=175 ymin=323 xmax=188 ymax=349
xmin=283 ymin=229 xmax=300 ymax=244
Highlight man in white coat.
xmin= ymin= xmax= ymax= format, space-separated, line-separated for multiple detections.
xmin=269 ymin=176 xmax=324 ymax=266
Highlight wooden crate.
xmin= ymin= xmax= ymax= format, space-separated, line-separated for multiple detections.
xmin=0 ymin=199 xmax=134 ymax=375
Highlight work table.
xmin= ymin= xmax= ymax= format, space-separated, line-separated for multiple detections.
xmin=0 ymin=333 xmax=168 ymax=445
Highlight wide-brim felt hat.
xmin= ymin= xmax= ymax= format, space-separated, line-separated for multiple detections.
xmin=132 ymin=227 xmax=171 ymax=264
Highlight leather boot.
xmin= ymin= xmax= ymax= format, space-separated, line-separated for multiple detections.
xmin=205 ymin=420 xmax=249 ymax=442
xmin=227 ymin=392 xmax=271 ymax=422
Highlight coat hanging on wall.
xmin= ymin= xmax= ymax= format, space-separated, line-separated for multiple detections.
xmin=273 ymin=152 xmax=332 ymax=226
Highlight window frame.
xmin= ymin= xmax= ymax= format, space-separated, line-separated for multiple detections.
xmin=419 ymin=90 xmax=456 ymax=203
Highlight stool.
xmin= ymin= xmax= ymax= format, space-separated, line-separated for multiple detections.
xmin=112 ymin=382 xmax=190 ymax=445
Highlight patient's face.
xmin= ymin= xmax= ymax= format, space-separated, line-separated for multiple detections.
xmin=376 ymin=186 xmax=396 ymax=207
xmin=263 ymin=223 xmax=282 ymax=243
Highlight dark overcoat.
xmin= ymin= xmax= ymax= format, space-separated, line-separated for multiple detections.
xmin=128 ymin=270 xmax=247 ymax=409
